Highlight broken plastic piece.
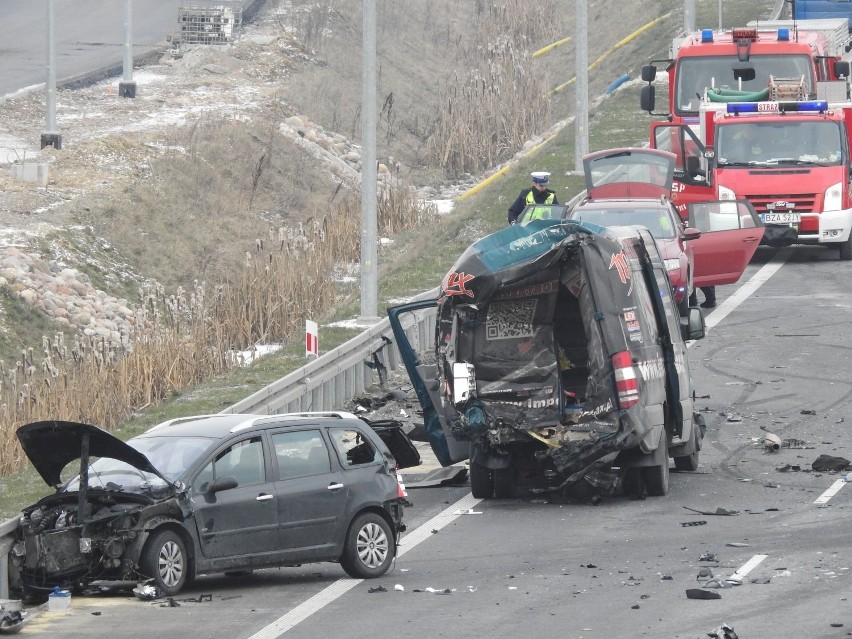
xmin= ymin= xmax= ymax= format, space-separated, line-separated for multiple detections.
xmin=681 ymin=520 xmax=707 ymax=527
xmin=707 ymin=623 xmax=738 ymax=639
xmin=698 ymin=552 xmax=717 ymax=562
xmin=394 ymin=584 xmax=404 ymax=592
xmin=368 ymin=586 xmax=388 ymax=593
xmin=132 ymin=584 xmax=160 ymax=601
xmin=686 ymin=588 xmax=722 ymax=600
xmin=725 ymin=542 xmax=749 ymax=548
xmin=763 ymin=433 xmax=781 ymax=451
xmin=452 ymin=509 xmax=482 ymax=515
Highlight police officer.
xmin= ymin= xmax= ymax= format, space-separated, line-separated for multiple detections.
xmin=508 ymin=172 xmax=559 ymax=224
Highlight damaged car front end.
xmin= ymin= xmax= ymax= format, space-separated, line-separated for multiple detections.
xmin=12 ymin=421 xmax=195 ymax=601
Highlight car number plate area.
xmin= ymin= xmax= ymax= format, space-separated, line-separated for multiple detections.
xmin=761 ymin=212 xmax=800 ymax=224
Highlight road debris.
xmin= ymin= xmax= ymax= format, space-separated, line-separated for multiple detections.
xmin=812 ymin=454 xmax=851 ymax=472
xmin=699 ymin=552 xmax=718 ymax=562
xmin=686 ymin=588 xmax=722 ymax=600
xmin=707 ymin=623 xmax=739 ymax=638
xmin=763 ymin=433 xmax=782 ymax=451
xmin=368 ymin=586 xmax=388 ymax=594
xmin=684 ymin=506 xmax=739 ymax=516
xmin=405 ymin=467 xmax=468 ymax=488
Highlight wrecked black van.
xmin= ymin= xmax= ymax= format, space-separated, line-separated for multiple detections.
xmin=388 ymin=219 xmax=710 ymax=500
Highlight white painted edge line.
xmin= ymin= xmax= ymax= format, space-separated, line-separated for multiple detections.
xmin=729 ymin=553 xmax=768 ymax=582
xmin=246 ymin=492 xmax=481 ymax=639
xmin=702 ymin=248 xmax=793 ymax=333
xmin=814 ymin=478 xmax=847 ymax=505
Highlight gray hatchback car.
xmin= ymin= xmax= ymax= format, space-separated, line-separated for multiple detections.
xmin=11 ymin=412 xmax=419 ymax=601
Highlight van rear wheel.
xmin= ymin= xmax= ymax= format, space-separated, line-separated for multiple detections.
xmin=644 ymin=430 xmax=671 ymax=496
xmin=674 ymin=427 xmax=700 ymax=471
xmin=469 ymin=460 xmax=493 ymax=498
xmin=493 ymin=466 xmax=516 ymax=498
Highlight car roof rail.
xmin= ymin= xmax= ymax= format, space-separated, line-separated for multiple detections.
xmin=145 ymin=413 xmax=238 ymax=434
xmin=276 ymin=410 xmax=359 ymax=420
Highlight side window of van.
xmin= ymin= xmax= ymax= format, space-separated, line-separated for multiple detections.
xmin=650 ymin=267 xmax=682 ymax=339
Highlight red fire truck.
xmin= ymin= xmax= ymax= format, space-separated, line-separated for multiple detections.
xmin=648 ymin=79 xmax=852 ymax=259
xmin=640 ymin=19 xmax=851 ymax=126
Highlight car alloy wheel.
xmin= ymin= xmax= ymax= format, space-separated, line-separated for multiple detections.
xmin=340 ymin=512 xmax=395 ymax=578
xmin=142 ymin=529 xmax=188 ymax=596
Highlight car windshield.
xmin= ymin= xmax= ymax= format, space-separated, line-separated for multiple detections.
xmin=715 ymin=120 xmax=843 ymax=166
xmin=64 ymin=435 xmax=215 ymax=492
xmin=570 ymin=206 xmax=677 ymax=239
xmin=674 ymin=54 xmax=813 ymax=115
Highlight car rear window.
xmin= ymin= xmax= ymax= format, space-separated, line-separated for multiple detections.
xmin=329 ymin=427 xmax=380 ymax=468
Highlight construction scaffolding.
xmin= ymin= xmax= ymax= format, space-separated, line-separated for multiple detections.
xmin=176 ymin=1 xmax=243 ymax=47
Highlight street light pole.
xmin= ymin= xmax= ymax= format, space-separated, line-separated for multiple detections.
xmin=360 ymin=0 xmax=378 ymax=321
xmin=41 ymin=0 xmax=62 ymax=149
xmin=119 ymin=0 xmax=137 ymax=98
xmin=574 ymin=0 xmax=589 ymax=172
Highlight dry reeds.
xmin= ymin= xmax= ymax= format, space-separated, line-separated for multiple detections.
xmin=0 ymin=179 xmax=432 ymax=476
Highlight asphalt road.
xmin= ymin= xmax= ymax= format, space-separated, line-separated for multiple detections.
xmin=19 ymin=244 xmax=852 ymax=638
xmin=0 ymin=0 xmax=195 ymax=96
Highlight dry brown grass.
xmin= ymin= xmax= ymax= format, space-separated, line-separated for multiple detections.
xmin=0 ymin=168 xmax=430 ymax=475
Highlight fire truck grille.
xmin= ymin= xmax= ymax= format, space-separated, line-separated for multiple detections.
xmin=746 ymin=194 xmax=817 ymax=214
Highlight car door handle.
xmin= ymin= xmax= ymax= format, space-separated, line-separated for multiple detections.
xmin=327 ymin=483 xmax=344 ymax=490
xmin=742 ymin=236 xmax=760 ymax=243
xmin=256 ymin=493 xmax=274 ymax=501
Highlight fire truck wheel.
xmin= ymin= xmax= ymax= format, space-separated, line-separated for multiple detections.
xmin=493 ymin=465 xmax=516 ymax=498
xmin=470 ymin=460 xmax=494 ymax=498
xmin=840 ymin=237 xmax=852 ymax=261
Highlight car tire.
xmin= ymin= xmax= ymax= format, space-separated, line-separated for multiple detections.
xmin=492 ymin=465 xmax=516 ymax=498
xmin=840 ymin=237 xmax=852 ymax=260
xmin=340 ymin=512 xmax=395 ymax=579
xmin=141 ymin=529 xmax=189 ymax=596
xmin=469 ymin=459 xmax=493 ymax=498
xmin=674 ymin=426 xmax=700 ymax=471
xmin=644 ymin=430 xmax=671 ymax=496
xmin=622 ymin=467 xmax=645 ymax=498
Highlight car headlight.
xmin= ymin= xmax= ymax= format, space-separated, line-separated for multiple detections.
xmin=718 ymin=185 xmax=736 ymax=200
xmin=663 ymin=258 xmax=681 ymax=272
xmin=824 ymin=182 xmax=843 ymax=212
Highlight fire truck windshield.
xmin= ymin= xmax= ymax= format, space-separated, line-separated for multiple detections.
xmin=675 ymin=54 xmax=814 ymax=115
xmin=716 ymin=120 xmax=842 ymax=166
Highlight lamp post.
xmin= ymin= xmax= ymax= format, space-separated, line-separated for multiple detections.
xmin=360 ymin=0 xmax=378 ymax=321
xmin=40 ymin=0 xmax=62 ymax=149
xmin=574 ymin=0 xmax=589 ymax=172
xmin=119 ymin=0 xmax=136 ymax=98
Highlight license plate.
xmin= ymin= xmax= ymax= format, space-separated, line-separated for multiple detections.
xmin=761 ymin=212 xmax=800 ymax=224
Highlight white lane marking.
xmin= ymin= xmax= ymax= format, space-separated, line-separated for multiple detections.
xmin=246 ymin=492 xmax=482 ymax=639
xmin=814 ymin=478 xmax=847 ymax=505
xmin=702 ymin=249 xmax=792 ymax=333
xmin=729 ymin=554 xmax=768 ymax=582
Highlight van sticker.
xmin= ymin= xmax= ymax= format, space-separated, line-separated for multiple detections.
xmin=623 ymin=310 xmax=637 ymax=322
xmin=609 ymin=251 xmax=633 ymax=294
xmin=626 ymin=320 xmax=641 ymax=332
xmin=496 ymin=280 xmax=559 ymax=300
xmin=629 ymin=331 xmax=644 ymax=343
xmin=442 ymin=271 xmax=475 ymax=298
xmin=486 ymin=299 xmax=537 ymax=340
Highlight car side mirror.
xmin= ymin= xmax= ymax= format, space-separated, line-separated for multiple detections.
xmin=681 ymin=307 xmax=706 ymax=341
xmin=207 ymin=476 xmax=238 ymax=494
xmin=640 ymin=84 xmax=655 ymax=113
xmin=640 ymin=64 xmax=656 ymax=83
xmin=682 ymin=226 xmax=701 ymax=240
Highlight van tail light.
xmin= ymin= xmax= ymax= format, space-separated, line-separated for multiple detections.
xmin=612 ymin=350 xmax=639 ymax=409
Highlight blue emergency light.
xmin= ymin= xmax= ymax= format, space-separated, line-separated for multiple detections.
xmin=701 ymin=29 xmax=714 ymax=43
xmin=726 ymin=100 xmax=828 ymax=114
xmin=777 ymin=27 xmax=790 ymax=41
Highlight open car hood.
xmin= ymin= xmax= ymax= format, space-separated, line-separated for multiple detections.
xmin=17 ymin=420 xmax=166 ymax=488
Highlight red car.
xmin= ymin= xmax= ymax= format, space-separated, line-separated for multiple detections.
xmin=519 ymin=148 xmax=766 ymax=314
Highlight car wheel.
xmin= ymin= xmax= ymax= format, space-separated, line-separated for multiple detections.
xmin=141 ymin=529 xmax=189 ymax=596
xmin=674 ymin=426 xmax=700 ymax=471
xmin=340 ymin=512 xmax=395 ymax=579
xmin=492 ymin=465 xmax=516 ymax=498
xmin=622 ymin=467 xmax=645 ymax=499
xmin=469 ymin=459 xmax=493 ymax=498
xmin=644 ymin=430 xmax=671 ymax=496
xmin=840 ymin=237 xmax=852 ymax=260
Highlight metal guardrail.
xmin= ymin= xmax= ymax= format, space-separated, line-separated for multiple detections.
xmin=221 ymin=294 xmax=438 ymax=416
